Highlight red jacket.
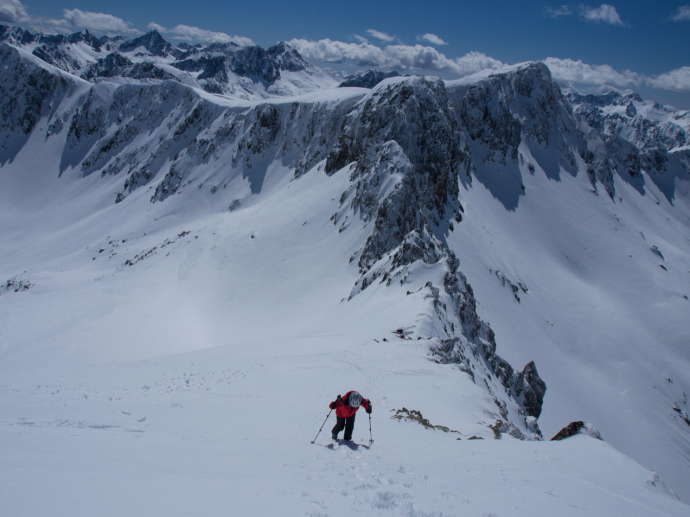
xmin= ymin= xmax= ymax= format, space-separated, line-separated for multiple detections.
xmin=330 ymin=391 xmax=370 ymax=418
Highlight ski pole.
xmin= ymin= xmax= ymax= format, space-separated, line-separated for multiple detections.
xmin=311 ymin=408 xmax=333 ymax=443
xmin=369 ymin=413 xmax=373 ymax=443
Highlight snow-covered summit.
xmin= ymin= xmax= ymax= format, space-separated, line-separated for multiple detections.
xmin=117 ymin=30 xmax=182 ymax=59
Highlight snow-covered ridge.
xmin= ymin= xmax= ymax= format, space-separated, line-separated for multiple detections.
xmin=0 ymin=24 xmax=338 ymax=100
xmin=568 ymin=90 xmax=689 ymax=152
xmin=0 ymin=30 xmax=556 ymax=438
xmin=1 ymin=26 xmax=690 ymax=506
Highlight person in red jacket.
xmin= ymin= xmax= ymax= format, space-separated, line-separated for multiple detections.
xmin=329 ymin=391 xmax=372 ymax=441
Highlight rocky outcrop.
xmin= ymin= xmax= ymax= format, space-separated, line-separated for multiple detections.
xmin=551 ymin=421 xmax=603 ymax=441
xmin=513 ymin=361 xmax=547 ymax=419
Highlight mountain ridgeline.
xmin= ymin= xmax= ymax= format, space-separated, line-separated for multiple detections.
xmin=1 ymin=25 xmax=689 ymax=443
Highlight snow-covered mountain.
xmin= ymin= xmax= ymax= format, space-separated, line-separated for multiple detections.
xmin=0 ymin=25 xmax=338 ymax=100
xmin=568 ymin=90 xmax=689 ymax=152
xmin=1 ymin=25 xmax=689 ymax=515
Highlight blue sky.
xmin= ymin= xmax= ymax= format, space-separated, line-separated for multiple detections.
xmin=2 ymin=0 xmax=690 ymax=107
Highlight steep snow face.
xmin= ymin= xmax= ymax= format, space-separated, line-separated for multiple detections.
xmin=1 ymin=37 xmax=690 ymax=506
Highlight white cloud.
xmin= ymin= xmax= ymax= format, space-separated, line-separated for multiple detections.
xmin=62 ymin=9 xmax=139 ymax=34
xmin=647 ymin=67 xmax=690 ymax=93
xmin=287 ymin=38 xmax=385 ymax=65
xmin=147 ymin=22 xmax=167 ymax=33
xmin=545 ymin=59 xmax=690 ymax=94
xmin=0 ymin=2 xmax=142 ymax=36
xmin=455 ymin=51 xmax=505 ymax=75
xmin=148 ymin=22 xmax=254 ymax=46
xmin=543 ymin=57 xmax=642 ymax=89
xmin=671 ymin=5 xmax=690 ymax=21
xmin=384 ymin=44 xmax=461 ymax=72
xmin=545 ymin=5 xmax=573 ymax=18
xmin=579 ymin=4 xmax=625 ymax=25
xmin=416 ymin=33 xmax=448 ymax=45
xmin=366 ymin=29 xmax=395 ymax=42
xmin=0 ymin=0 xmax=28 ymax=23
xmin=353 ymin=34 xmax=369 ymax=44
xmin=287 ymin=38 xmax=504 ymax=76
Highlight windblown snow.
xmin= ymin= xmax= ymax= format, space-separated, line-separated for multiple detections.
xmin=1 ymin=25 xmax=689 ymax=516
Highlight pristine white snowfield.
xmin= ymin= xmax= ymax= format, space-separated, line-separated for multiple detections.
xmin=1 ymin=37 xmax=690 ymax=514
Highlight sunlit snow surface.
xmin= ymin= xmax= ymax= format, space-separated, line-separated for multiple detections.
xmin=1 ymin=39 xmax=690 ymax=515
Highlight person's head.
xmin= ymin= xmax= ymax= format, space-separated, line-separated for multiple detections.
xmin=349 ymin=391 xmax=362 ymax=408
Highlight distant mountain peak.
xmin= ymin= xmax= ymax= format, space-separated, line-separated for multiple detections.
xmin=118 ymin=30 xmax=176 ymax=57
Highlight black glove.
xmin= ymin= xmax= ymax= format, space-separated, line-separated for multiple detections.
xmin=329 ymin=401 xmax=336 ymax=409
xmin=366 ymin=400 xmax=372 ymax=414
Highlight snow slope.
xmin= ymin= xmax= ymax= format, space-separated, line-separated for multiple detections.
xmin=1 ymin=30 xmax=690 ymax=514
xmin=0 ymin=146 xmax=686 ymax=515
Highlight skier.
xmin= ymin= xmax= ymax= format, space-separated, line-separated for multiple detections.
xmin=329 ymin=391 xmax=372 ymax=441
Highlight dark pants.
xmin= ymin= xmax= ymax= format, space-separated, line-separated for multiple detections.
xmin=332 ymin=415 xmax=356 ymax=440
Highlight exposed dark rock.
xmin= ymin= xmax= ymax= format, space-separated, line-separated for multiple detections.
xmin=488 ymin=420 xmax=526 ymax=440
xmin=1 ymin=276 xmax=34 ymax=294
xmin=551 ymin=421 xmax=603 ymax=441
xmin=513 ymin=361 xmax=547 ymax=419
xmin=391 ymin=408 xmax=461 ymax=436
